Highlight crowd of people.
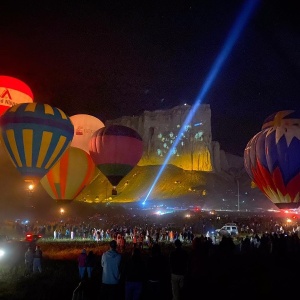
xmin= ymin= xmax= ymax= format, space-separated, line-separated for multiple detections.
xmin=11 ymin=208 xmax=300 ymax=248
xmin=3 ymin=209 xmax=300 ymax=299
xmin=71 ymin=227 xmax=300 ymax=300
xmin=74 ymin=238 xmax=190 ymax=300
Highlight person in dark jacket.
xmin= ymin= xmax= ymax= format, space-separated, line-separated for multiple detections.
xmin=123 ymin=248 xmax=146 ymax=300
xmin=86 ymin=250 xmax=97 ymax=279
xmin=78 ymin=248 xmax=87 ymax=280
xmin=33 ymin=245 xmax=43 ymax=273
xmin=145 ymin=243 xmax=170 ymax=300
xmin=169 ymin=239 xmax=188 ymax=300
xmin=24 ymin=246 xmax=34 ymax=276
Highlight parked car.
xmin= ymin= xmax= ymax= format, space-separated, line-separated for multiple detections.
xmin=215 ymin=223 xmax=239 ymax=236
xmin=25 ymin=233 xmax=42 ymax=242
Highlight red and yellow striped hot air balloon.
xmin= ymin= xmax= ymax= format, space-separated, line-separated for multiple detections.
xmin=0 ymin=76 xmax=34 ymax=116
xmin=40 ymin=146 xmax=98 ymax=204
xmin=0 ymin=102 xmax=74 ymax=183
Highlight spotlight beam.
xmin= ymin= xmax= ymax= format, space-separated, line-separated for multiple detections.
xmin=142 ymin=0 xmax=259 ymax=205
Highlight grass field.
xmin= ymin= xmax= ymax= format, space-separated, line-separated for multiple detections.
xmin=0 ymin=239 xmax=175 ymax=300
xmin=1 ymin=235 xmax=300 ymax=299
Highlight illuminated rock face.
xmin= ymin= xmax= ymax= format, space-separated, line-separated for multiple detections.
xmin=106 ymin=104 xmax=218 ymax=172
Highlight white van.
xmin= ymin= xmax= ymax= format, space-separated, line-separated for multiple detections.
xmin=215 ymin=223 xmax=239 ymax=236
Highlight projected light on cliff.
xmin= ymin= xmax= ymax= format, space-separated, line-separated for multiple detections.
xmin=142 ymin=0 xmax=259 ymax=205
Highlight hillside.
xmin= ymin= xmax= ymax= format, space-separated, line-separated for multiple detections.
xmin=79 ymin=164 xmax=275 ymax=211
xmin=0 ymin=140 xmax=276 ymax=220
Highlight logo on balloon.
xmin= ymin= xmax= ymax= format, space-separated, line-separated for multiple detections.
xmin=0 ymin=88 xmax=12 ymax=99
xmin=75 ymin=126 xmax=84 ymax=135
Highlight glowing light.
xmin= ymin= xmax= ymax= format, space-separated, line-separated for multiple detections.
xmin=142 ymin=0 xmax=259 ymax=205
xmin=0 ymin=249 xmax=5 ymax=257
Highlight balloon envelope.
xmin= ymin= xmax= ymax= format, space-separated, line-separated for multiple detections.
xmin=0 ymin=103 xmax=74 ymax=182
xmin=89 ymin=125 xmax=143 ymax=191
xmin=70 ymin=114 xmax=104 ymax=153
xmin=244 ymin=110 xmax=300 ymax=209
xmin=40 ymin=146 xmax=97 ymax=204
xmin=0 ymin=76 xmax=34 ymax=116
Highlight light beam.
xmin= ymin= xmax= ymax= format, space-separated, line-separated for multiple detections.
xmin=142 ymin=0 xmax=259 ymax=205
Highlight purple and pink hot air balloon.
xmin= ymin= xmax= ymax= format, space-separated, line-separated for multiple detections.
xmin=89 ymin=125 xmax=143 ymax=195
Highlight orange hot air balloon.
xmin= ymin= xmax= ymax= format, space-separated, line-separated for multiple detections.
xmin=70 ymin=114 xmax=104 ymax=153
xmin=40 ymin=146 xmax=98 ymax=204
xmin=0 ymin=76 xmax=34 ymax=116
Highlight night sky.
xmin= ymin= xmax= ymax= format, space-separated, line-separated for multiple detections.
xmin=1 ymin=0 xmax=299 ymax=156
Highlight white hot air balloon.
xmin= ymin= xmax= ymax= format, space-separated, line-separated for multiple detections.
xmin=70 ymin=114 xmax=104 ymax=153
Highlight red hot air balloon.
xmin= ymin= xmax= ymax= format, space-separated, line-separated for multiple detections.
xmin=0 ymin=76 xmax=34 ymax=116
xmin=244 ymin=110 xmax=300 ymax=210
xmin=89 ymin=125 xmax=143 ymax=195
xmin=40 ymin=146 xmax=98 ymax=205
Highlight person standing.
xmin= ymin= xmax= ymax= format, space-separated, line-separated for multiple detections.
xmin=101 ymin=239 xmax=122 ymax=300
xmin=86 ymin=250 xmax=97 ymax=279
xmin=169 ymin=239 xmax=188 ymax=300
xmin=33 ymin=245 xmax=43 ymax=273
xmin=24 ymin=246 xmax=34 ymax=276
xmin=123 ymin=248 xmax=146 ymax=300
xmin=120 ymin=236 xmax=126 ymax=253
xmin=78 ymin=248 xmax=87 ymax=281
xmin=145 ymin=243 xmax=170 ymax=300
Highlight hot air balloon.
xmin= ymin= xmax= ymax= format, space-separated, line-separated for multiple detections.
xmin=70 ymin=114 xmax=104 ymax=153
xmin=244 ymin=110 xmax=300 ymax=210
xmin=89 ymin=125 xmax=143 ymax=195
xmin=40 ymin=146 xmax=98 ymax=204
xmin=0 ymin=75 xmax=34 ymax=116
xmin=0 ymin=102 xmax=74 ymax=183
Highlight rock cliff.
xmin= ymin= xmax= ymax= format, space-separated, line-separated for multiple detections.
xmin=106 ymin=104 xmax=240 ymax=173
